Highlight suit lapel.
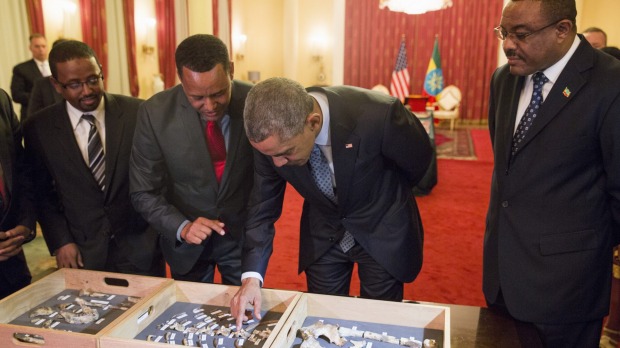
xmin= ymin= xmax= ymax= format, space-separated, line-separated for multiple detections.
xmin=512 ymin=39 xmax=592 ymax=156
xmin=222 ymin=90 xmax=244 ymax=190
xmin=102 ymin=94 xmax=125 ymax=198
xmin=502 ymin=75 xmax=524 ymax=165
xmin=322 ymin=90 xmax=358 ymax=209
xmin=52 ymin=104 xmax=94 ymax=180
xmin=177 ymin=90 xmax=219 ymax=187
xmin=0 ymin=121 xmax=12 ymax=195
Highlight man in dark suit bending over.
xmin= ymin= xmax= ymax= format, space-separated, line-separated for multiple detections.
xmin=231 ymin=77 xmax=432 ymax=326
xmin=484 ymin=0 xmax=620 ymax=346
xmin=23 ymin=40 xmax=163 ymax=276
xmin=130 ymin=34 xmax=254 ymax=284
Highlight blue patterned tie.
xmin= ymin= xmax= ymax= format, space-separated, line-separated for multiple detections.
xmin=309 ymin=144 xmax=355 ymax=252
xmin=82 ymin=114 xmax=106 ymax=191
xmin=512 ymin=72 xmax=548 ymax=156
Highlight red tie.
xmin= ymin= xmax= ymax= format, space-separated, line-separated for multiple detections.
xmin=206 ymin=121 xmax=226 ymax=183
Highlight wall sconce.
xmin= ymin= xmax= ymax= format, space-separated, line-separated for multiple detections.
xmin=310 ymin=34 xmax=327 ymax=62
xmin=248 ymin=71 xmax=260 ymax=84
xmin=142 ymin=45 xmax=155 ymax=55
xmin=140 ymin=17 xmax=157 ymax=55
xmin=234 ymin=34 xmax=247 ymax=61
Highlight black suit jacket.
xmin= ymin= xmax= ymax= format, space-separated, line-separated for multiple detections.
xmin=130 ymin=81 xmax=254 ymax=275
xmin=11 ymin=59 xmax=43 ymax=118
xmin=24 ymin=93 xmax=159 ymax=271
xmin=484 ymin=36 xmax=620 ymax=324
xmin=242 ymin=86 xmax=432 ymax=283
xmin=26 ymin=76 xmax=63 ymax=120
xmin=0 ymin=89 xmax=36 ymax=297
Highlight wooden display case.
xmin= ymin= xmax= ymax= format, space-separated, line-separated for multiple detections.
xmin=0 ymin=268 xmax=172 ymax=347
xmin=271 ymin=293 xmax=451 ymax=348
xmin=99 ymin=282 xmax=301 ymax=347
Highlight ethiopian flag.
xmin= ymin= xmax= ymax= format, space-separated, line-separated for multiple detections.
xmin=423 ymin=37 xmax=444 ymax=96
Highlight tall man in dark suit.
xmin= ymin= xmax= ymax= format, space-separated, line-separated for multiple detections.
xmin=26 ymin=39 xmax=68 ymax=120
xmin=231 ymin=77 xmax=432 ymax=326
xmin=0 ymin=89 xmax=36 ymax=299
xmin=23 ymin=40 xmax=163 ymax=276
xmin=130 ymin=34 xmax=254 ymax=284
xmin=484 ymin=0 xmax=620 ymax=346
xmin=11 ymin=34 xmax=49 ymax=119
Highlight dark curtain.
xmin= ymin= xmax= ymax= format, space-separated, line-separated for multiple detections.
xmin=79 ymin=0 xmax=108 ymax=89
xmin=344 ymin=0 xmax=503 ymax=123
xmin=25 ymin=0 xmax=45 ymax=35
xmin=122 ymin=0 xmax=139 ymax=97
xmin=155 ymin=0 xmax=176 ymax=88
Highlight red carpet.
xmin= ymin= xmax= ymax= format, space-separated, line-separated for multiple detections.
xmin=261 ymin=128 xmax=493 ymax=307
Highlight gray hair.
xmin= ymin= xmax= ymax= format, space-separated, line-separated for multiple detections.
xmin=244 ymin=77 xmax=314 ymax=143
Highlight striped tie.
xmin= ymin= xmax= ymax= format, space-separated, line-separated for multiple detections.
xmin=82 ymin=114 xmax=105 ymax=191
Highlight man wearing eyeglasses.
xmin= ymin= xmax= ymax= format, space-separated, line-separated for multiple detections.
xmin=22 ymin=40 xmax=164 ymax=277
xmin=484 ymin=0 xmax=620 ymax=346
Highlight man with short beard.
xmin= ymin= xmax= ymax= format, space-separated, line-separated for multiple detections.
xmin=23 ymin=40 xmax=163 ymax=276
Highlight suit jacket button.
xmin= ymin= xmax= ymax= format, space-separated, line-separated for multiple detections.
xmin=501 ymin=201 xmax=509 ymax=208
xmin=329 ymin=237 xmax=335 ymax=242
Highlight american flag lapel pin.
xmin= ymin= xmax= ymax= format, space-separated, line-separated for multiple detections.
xmin=345 ymin=143 xmax=353 ymax=149
xmin=562 ymin=87 xmax=571 ymax=98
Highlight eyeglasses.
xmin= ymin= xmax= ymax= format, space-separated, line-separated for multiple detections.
xmin=494 ymin=20 xmax=562 ymax=42
xmin=57 ymin=73 xmax=103 ymax=91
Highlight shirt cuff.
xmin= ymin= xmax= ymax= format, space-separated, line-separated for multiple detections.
xmin=241 ymin=272 xmax=264 ymax=286
xmin=177 ymin=220 xmax=190 ymax=242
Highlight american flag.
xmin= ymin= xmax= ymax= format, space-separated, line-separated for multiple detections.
xmin=390 ymin=39 xmax=410 ymax=102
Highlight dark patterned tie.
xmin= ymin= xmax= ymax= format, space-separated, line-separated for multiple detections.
xmin=309 ymin=144 xmax=355 ymax=252
xmin=82 ymin=114 xmax=105 ymax=191
xmin=206 ymin=121 xmax=226 ymax=184
xmin=512 ymin=72 xmax=549 ymax=156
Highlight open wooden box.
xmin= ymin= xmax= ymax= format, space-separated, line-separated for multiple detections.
xmin=0 ymin=268 xmax=172 ymax=347
xmin=99 ymin=282 xmax=301 ymax=347
xmin=271 ymin=293 xmax=450 ymax=348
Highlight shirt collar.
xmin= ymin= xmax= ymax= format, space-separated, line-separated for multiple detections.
xmin=68 ymin=97 xmax=106 ymax=131
xmin=536 ymin=35 xmax=581 ymax=84
xmin=309 ymin=91 xmax=330 ymax=146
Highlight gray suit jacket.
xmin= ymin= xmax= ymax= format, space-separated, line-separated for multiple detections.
xmin=484 ymin=36 xmax=620 ymax=324
xmin=23 ymin=93 xmax=159 ymax=271
xmin=130 ymin=81 xmax=254 ymax=275
xmin=242 ymin=86 xmax=432 ymax=283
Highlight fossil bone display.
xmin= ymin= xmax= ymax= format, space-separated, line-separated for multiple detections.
xmin=137 ymin=305 xmax=280 ymax=347
xmin=12 ymin=288 xmax=140 ymax=334
xmin=300 ymin=321 xmax=347 ymax=346
xmin=300 ymin=320 xmax=440 ymax=348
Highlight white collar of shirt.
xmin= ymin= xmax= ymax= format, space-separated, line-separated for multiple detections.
xmin=309 ymin=91 xmax=330 ymax=146
xmin=515 ymin=35 xmax=581 ymax=132
xmin=34 ymin=58 xmax=51 ymax=77
xmin=68 ymin=98 xmax=106 ymax=163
